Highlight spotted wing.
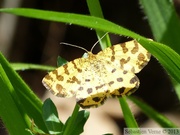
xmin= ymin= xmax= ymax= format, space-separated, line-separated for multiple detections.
xmin=76 ymin=59 xmax=139 ymax=108
xmin=42 ymin=58 xmax=85 ymax=98
xmin=42 ymin=40 xmax=150 ymax=109
xmin=97 ymin=40 xmax=151 ymax=73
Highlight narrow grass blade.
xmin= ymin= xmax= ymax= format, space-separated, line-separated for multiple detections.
xmin=140 ymin=0 xmax=180 ymax=54
xmin=119 ymin=96 xmax=139 ymax=129
xmin=64 ymin=110 xmax=89 ymax=135
xmin=129 ymin=96 xmax=177 ymax=128
xmin=63 ymin=104 xmax=80 ymax=135
xmin=0 ymin=65 xmax=31 ymax=135
xmin=11 ymin=63 xmax=55 ymax=71
xmin=86 ymin=0 xmax=111 ymax=49
xmin=0 ymin=53 xmax=48 ymax=132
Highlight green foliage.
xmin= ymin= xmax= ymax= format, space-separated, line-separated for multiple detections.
xmin=42 ymin=99 xmax=63 ymax=135
xmin=140 ymin=0 xmax=180 ymax=53
xmin=11 ymin=63 xmax=55 ymax=71
xmin=0 ymin=52 xmax=47 ymax=135
xmin=57 ymin=56 xmax=68 ymax=67
xmin=119 ymin=96 xmax=139 ymax=129
xmin=129 ymin=97 xmax=177 ymax=128
xmin=63 ymin=105 xmax=89 ymax=135
xmin=0 ymin=64 xmax=31 ymax=135
xmin=0 ymin=0 xmax=179 ymax=134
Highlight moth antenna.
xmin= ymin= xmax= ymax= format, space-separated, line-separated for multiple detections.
xmin=90 ymin=32 xmax=109 ymax=52
xmin=60 ymin=42 xmax=89 ymax=53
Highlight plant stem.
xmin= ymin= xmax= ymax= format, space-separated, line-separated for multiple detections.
xmin=63 ymin=104 xmax=80 ymax=135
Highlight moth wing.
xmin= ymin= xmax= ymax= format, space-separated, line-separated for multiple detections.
xmin=76 ymin=59 xmax=139 ymax=108
xmin=42 ymin=58 xmax=85 ymax=98
xmin=97 ymin=40 xmax=151 ymax=73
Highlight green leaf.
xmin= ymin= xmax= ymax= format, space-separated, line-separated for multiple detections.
xmin=0 ymin=65 xmax=31 ymax=135
xmin=0 ymin=8 xmax=139 ymax=39
xmin=10 ymin=63 xmax=55 ymax=71
xmin=138 ymin=38 xmax=180 ymax=84
xmin=57 ymin=56 xmax=68 ymax=67
xmin=0 ymin=52 xmax=48 ymax=132
xmin=62 ymin=104 xmax=89 ymax=135
xmin=140 ymin=0 xmax=180 ymax=54
xmin=26 ymin=120 xmax=47 ymax=135
xmin=119 ymin=96 xmax=139 ymax=129
xmin=86 ymin=0 xmax=111 ymax=49
xmin=64 ymin=109 xmax=90 ymax=135
xmin=129 ymin=96 xmax=177 ymax=128
xmin=42 ymin=98 xmax=64 ymax=135
xmin=62 ymin=104 xmax=79 ymax=135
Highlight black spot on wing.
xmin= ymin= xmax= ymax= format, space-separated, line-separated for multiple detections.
xmin=87 ymin=88 xmax=93 ymax=94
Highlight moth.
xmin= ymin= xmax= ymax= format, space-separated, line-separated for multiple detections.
xmin=42 ymin=40 xmax=151 ymax=108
